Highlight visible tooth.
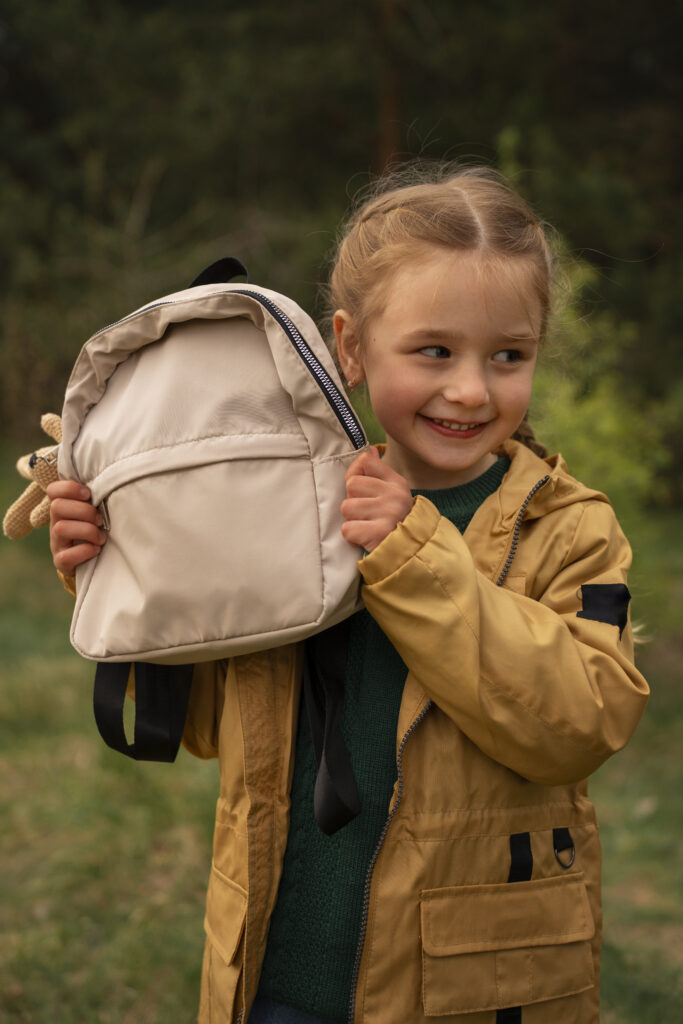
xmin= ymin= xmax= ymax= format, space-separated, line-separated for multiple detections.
xmin=433 ymin=418 xmax=479 ymax=430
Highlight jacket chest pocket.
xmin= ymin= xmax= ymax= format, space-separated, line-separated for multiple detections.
xmin=420 ymin=874 xmax=595 ymax=1017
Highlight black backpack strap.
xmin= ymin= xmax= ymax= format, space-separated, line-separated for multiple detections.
xmin=93 ymin=662 xmax=194 ymax=762
xmin=189 ymin=257 xmax=250 ymax=287
xmin=303 ymin=617 xmax=361 ymax=835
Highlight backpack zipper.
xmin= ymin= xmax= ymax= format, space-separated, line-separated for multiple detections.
xmin=346 ymin=699 xmax=433 ymax=1024
xmin=232 ymin=289 xmax=366 ymax=450
xmin=88 ymin=289 xmax=367 ymax=452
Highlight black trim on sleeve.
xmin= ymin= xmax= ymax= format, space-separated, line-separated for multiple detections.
xmin=577 ymin=583 xmax=630 ymax=638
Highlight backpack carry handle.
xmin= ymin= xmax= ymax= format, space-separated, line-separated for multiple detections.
xmin=94 ymin=662 xmax=194 ymax=762
xmin=190 ymin=257 xmax=250 ymax=287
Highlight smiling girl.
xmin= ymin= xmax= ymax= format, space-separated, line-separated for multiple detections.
xmin=48 ymin=166 xmax=649 ymax=1024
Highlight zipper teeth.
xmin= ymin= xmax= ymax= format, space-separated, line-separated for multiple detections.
xmin=347 ymin=699 xmax=434 ymax=1024
xmin=232 ymin=289 xmax=366 ymax=450
xmin=90 ymin=297 xmax=184 ymax=339
xmin=87 ymin=287 xmax=366 ymax=450
xmin=496 ymin=475 xmax=551 ymax=587
xmin=345 ymin=476 xmax=551 ymax=1020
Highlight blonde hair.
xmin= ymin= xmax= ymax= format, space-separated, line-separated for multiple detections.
xmin=328 ymin=164 xmax=553 ymax=457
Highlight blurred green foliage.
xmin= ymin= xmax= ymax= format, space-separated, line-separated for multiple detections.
xmin=1 ymin=0 xmax=680 ymax=511
xmin=531 ymin=253 xmax=672 ymax=523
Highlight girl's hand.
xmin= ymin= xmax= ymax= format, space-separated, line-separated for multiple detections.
xmin=47 ymin=480 xmax=108 ymax=575
xmin=341 ymin=446 xmax=414 ymax=552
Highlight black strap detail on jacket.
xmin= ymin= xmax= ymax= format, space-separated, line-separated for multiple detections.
xmin=189 ymin=257 xmax=250 ymax=287
xmin=553 ymin=826 xmax=576 ymax=868
xmin=93 ymin=662 xmax=193 ymax=762
xmin=507 ymin=831 xmax=533 ymax=883
xmin=496 ymin=1009 xmax=522 ymax=1024
xmin=496 ymin=833 xmax=533 ymax=1023
xmin=577 ymin=583 xmax=630 ymax=638
xmin=303 ymin=618 xmax=361 ymax=835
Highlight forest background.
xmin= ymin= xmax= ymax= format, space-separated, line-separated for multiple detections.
xmin=1 ymin=1 xmax=681 ymax=1021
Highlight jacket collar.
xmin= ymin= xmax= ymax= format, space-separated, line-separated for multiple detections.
xmin=495 ymin=439 xmax=608 ymax=525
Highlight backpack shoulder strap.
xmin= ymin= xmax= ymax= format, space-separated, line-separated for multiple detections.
xmin=189 ymin=257 xmax=250 ymax=287
xmin=93 ymin=662 xmax=194 ymax=762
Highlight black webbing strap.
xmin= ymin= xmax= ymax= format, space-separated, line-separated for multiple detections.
xmin=94 ymin=662 xmax=194 ymax=762
xmin=507 ymin=831 xmax=534 ymax=883
xmin=189 ymin=257 xmax=250 ymax=287
xmin=553 ymin=826 xmax=575 ymax=868
xmin=496 ymin=1008 xmax=522 ymax=1024
xmin=496 ymin=832 xmax=533 ymax=1024
xmin=303 ymin=618 xmax=361 ymax=835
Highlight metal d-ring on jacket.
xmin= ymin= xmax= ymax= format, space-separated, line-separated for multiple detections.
xmin=183 ymin=438 xmax=649 ymax=1024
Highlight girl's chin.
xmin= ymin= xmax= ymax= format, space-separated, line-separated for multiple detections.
xmin=405 ymin=451 xmax=498 ymax=490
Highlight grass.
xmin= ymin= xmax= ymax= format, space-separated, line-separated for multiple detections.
xmin=1 ymin=447 xmax=682 ymax=1021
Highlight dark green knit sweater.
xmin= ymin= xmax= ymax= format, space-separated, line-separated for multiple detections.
xmin=257 ymin=456 xmax=510 ymax=1022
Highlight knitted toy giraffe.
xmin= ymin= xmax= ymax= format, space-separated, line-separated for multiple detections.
xmin=3 ymin=413 xmax=62 ymax=539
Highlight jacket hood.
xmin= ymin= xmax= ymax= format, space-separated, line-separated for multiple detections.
xmin=495 ymin=439 xmax=609 ymax=525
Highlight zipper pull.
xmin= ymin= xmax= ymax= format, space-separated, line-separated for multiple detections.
xmin=99 ymin=498 xmax=111 ymax=531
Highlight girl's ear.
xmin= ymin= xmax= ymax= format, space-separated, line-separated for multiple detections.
xmin=334 ymin=310 xmax=365 ymax=387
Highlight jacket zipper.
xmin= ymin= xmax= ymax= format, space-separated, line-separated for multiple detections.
xmin=88 ymin=289 xmax=367 ymax=452
xmin=345 ymin=474 xmax=553 ymax=1020
xmin=346 ymin=699 xmax=434 ymax=1024
xmin=496 ymin=475 xmax=551 ymax=586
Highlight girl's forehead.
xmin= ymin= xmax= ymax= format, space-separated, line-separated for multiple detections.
xmin=378 ymin=248 xmax=543 ymax=337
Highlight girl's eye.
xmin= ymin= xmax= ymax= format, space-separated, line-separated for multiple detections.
xmin=492 ymin=349 xmax=523 ymax=364
xmin=419 ymin=345 xmax=451 ymax=359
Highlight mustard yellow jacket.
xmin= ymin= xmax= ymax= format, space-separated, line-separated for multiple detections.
xmin=182 ymin=440 xmax=649 ymax=1024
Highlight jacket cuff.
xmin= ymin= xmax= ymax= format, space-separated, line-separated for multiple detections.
xmin=359 ymin=495 xmax=442 ymax=586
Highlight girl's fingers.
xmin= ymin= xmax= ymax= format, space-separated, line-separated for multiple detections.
xmin=341 ymin=519 xmax=391 ymax=553
xmin=54 ymin=543 xmax=103 ymax=574
xmin=46 ymin=480 xmax=90 ymax=502
xmin=47 ymin=479 xmax=105 ymax=573
xmin=341 ymin=497 xmax=383 ymax=521
xmin=345 ymin=474 xmax=386 ymax=498
xmin=51 ymin=519 xmax=107 ymax=548
xmin=345 ymin=446 xmax=386 ymax=480
xmin=50 ymin=497 xmax=102 ymax=526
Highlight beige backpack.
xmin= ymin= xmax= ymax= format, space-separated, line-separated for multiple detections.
xmin=59 ymin=264 xmax=368 ymax=669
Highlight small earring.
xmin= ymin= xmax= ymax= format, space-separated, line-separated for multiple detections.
xmin=346 ymin=377 xmax=358 ymax=389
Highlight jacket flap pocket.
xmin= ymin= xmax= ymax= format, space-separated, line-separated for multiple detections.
xmin=204 ymin=864 xmax=247 ymax=965
xmin=420 ymin=875 xmax=595 ymax=1016
xmin=421 ymin=874 xmax=594 ymax=956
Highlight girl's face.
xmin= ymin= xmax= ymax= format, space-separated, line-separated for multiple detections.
xmin=336 ymin=248 xmax=542 ymax=490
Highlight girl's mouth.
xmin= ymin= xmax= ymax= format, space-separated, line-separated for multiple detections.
xmin=422 ymin=416 xmax=489 ymax=439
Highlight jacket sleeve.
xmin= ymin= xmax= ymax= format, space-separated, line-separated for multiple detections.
xmin=359 ymin=495 xmax=649 ymax=785
xmin=181 ymin=660 xmax=227 ymax=759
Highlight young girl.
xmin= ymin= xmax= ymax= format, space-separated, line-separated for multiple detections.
xmin=48 ymin=166 xmax=649 ymax=1024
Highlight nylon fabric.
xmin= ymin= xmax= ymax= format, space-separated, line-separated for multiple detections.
xmin=58 ymin=282 xmax=367 ymax=665
xmin=180 ymin=439 xmax=648 ymax=1024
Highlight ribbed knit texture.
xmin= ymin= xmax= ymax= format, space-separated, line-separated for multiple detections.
xmin=257 ymin=456 xmax=510 ymax=1022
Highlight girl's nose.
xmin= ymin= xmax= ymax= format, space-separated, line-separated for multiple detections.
xmin=442 ymin=361 xmax=490 ymax=407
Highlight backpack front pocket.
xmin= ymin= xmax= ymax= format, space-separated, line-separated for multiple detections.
xmin=71 ymin=435 xmax=333 ymax=662
xmin=420 ymin=874 xmax=595 ymax=1016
